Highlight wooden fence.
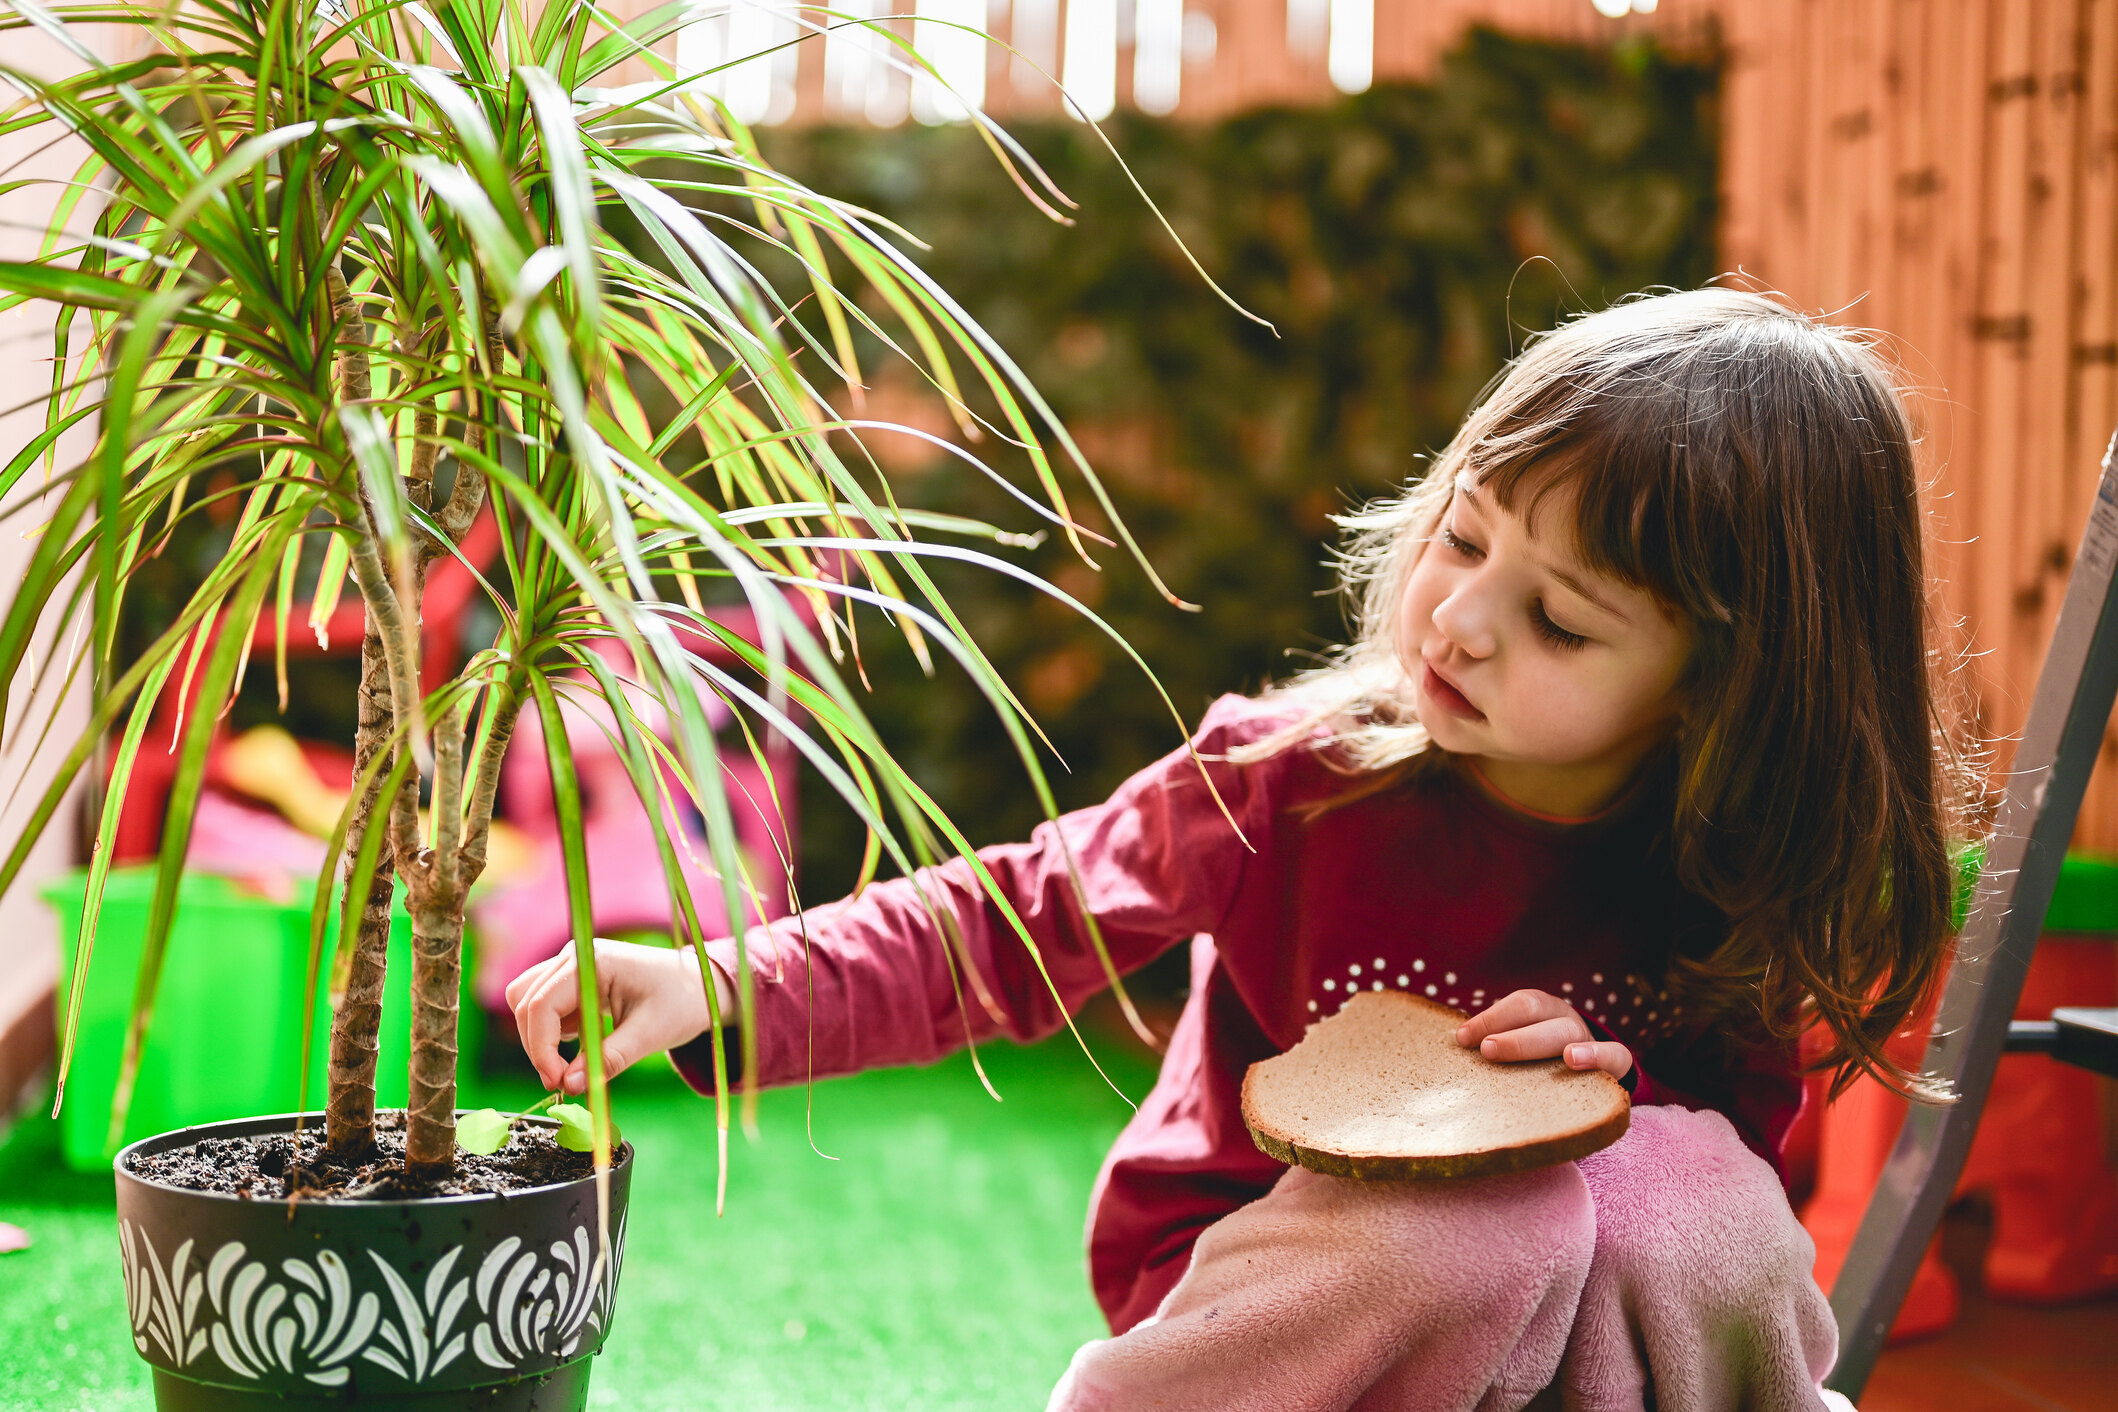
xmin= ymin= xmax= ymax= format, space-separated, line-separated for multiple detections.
xmin=1710 ymin=0 xmax=2118 ymax=851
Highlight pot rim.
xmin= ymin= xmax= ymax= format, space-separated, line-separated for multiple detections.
xmin=113 ymin=1108 xmax=634 ymax=1208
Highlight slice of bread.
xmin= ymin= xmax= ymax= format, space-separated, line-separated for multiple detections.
xmin=1242 ymin=990 xmax=1630 ymax=1180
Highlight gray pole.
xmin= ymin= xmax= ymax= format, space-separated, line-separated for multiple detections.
xmin=1826 ymin=431 xmax=2118 ymax=1397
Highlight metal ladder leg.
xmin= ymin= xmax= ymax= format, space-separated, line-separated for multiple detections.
xmin=1826 ymin=431 xmax=2118 ymax=1398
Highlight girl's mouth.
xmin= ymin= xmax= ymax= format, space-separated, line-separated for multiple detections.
xmin=1421 ymin=663 xmax=1486 ymax=721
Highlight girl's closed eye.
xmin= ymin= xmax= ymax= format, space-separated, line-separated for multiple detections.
xmin=1438 ymin=524 xmax=1483 ymax=559
xmin=1531 ymin=601 xmax=1587 ymax=650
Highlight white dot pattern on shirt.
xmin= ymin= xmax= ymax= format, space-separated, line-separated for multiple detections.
xmin=1531 ymin=973 xmax=1682 ymax=1048
xmin=1305 ymin=966 xmax=1683 ymax=1040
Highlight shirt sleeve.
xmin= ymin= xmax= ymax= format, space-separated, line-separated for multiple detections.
xmin=671 ymin=695 xmax=1291 ymax=1095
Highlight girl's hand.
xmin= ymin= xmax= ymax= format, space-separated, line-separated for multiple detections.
xmin=1453 ymin=988 xmax=1633 ymax=1080
xmin=505 ymin=939 xmax=731 ymax=1095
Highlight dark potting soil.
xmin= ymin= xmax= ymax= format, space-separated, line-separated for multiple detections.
xmin=123 ymin=1110 xmax=612 ymax=1201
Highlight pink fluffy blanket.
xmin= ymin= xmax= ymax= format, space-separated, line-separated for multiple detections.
xmin=1050 ymin=1104 xmax=1840 ymax=1412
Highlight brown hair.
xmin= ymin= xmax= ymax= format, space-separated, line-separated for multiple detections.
xmin=1252 ymin=288 xmax=1978 ymax=1101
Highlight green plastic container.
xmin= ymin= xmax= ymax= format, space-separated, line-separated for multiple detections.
xmin=1951 ymin=847 xmax=2118 ymax=936
xmin=2043 ymin=854 xmax=2118 ymax=935
xmin=42 ymin=868 xmax=483 ymax=1171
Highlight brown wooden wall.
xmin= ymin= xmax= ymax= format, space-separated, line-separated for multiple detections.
xmin=1709 ymin=0 xmax=2118 ymax=852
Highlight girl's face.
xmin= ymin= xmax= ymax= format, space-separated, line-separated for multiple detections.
xmin=1398 ymin=475 xmax=1693 ymax=818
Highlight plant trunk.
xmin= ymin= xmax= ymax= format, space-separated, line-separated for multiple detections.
xmin=401 ymin=691 xmax=518 ymax=1175
xmin=322 ymin=259 xmax=393 ymax=1159
xmin=402 ymin=902 xmax=465 ymax=1172
xmin=400 ymin=401 xmax=501 ymax=1177
xmin=323 ymin=630 xmax=398 ymax=1157
xmin=323 ymin=254 xmax=451 ymax=1160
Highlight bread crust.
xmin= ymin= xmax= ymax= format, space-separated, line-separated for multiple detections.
xmin=1242 ymin=991 xmax=1631 ymax=1181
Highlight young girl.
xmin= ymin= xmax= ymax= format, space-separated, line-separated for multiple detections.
xmin=507 ymin=288 xmax=1968 ymax=1410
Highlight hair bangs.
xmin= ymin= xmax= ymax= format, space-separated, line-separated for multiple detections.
xmin=1470 ymin=400 xmax=1733 ymax=640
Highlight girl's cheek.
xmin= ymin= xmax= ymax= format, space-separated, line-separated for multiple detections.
xmin=1505 ymin=664 xmax=1607 ymax=754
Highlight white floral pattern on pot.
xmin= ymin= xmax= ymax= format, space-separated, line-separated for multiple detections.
xmin=117 ymin=1215 xmax=626 ymax=1388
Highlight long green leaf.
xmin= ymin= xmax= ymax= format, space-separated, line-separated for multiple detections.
xmin=51 ymin=647 xmax=178 ymax=1116
xmin=109 ymin=523 xmax=291 ymax=1152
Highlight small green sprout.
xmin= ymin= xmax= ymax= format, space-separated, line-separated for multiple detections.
xmin=454 ymin=1093 xmax=561 ymax=1156
xmin=548 ymin=1102 xmax=619 ymax=1153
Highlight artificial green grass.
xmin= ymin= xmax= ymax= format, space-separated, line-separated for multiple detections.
xmin=0 ymin=1031 xmax=1160 ymax=1411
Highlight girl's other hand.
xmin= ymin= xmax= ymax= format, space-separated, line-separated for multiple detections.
xmin=504 ymin=938 xmax=728 ymax=1095
xmin=1453 ymin=988 xmax=1633 ymax=1080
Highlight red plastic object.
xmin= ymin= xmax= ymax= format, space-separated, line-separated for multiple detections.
xmin=111 ymin=512 xmax=819 ymax=940
xmin=1797 ymin=1008 xmax=1962 ymax=1342
xmin=1797 ymin=937 xmax=2118 ymax=1342
xmin=110 ymin=514 xmax=502 ymax=863
xmin=1955 ymin=938 xmax=2118 ymax=1302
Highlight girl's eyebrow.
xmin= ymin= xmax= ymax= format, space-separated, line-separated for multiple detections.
xmin=1459 ymin=481 xmax=1633 ymax=625
xmin=1547 ymin=565 xmax=1632 ymax=625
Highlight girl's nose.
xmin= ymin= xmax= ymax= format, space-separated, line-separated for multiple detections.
xmin=1430 ymin=584 xmax=1498 ymax=660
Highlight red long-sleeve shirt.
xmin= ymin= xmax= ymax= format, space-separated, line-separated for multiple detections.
xmin=672 ymin=694 xmax=1803 ymax=1333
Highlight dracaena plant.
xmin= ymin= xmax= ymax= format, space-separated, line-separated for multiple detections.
xmin=0 ymin=0 xmax=1211 ymax=1204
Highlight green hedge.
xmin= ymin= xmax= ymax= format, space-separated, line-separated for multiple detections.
xmin=760 ymin=28 xmax=1721 ymax=899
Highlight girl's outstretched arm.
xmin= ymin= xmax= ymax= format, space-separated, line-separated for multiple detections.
xmin=512 ymin=694 xmax=1298 ymax=1098
xmin=686 ymin=701 xmax=1286 ymax=1093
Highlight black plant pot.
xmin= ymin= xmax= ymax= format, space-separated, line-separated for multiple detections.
xmin=113 ymin=1113 xmax=632 ymax=1410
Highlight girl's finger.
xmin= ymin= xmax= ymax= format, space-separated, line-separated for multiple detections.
xmin=503 ymin=952 xmax=566 ymax=1012
xmin=1456 ymin=989 xmax=1572 ymax=1046
xmin=515 ymin=952 xmax=584 ymax=1091
xmin=561 ymin=1013 xmax=644 ymax=1095
xmin=1565 ymin=1040 xmax=1634 ymax=1079
xmin=1476 ymin=1014 xmax=1590 ymax=1063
